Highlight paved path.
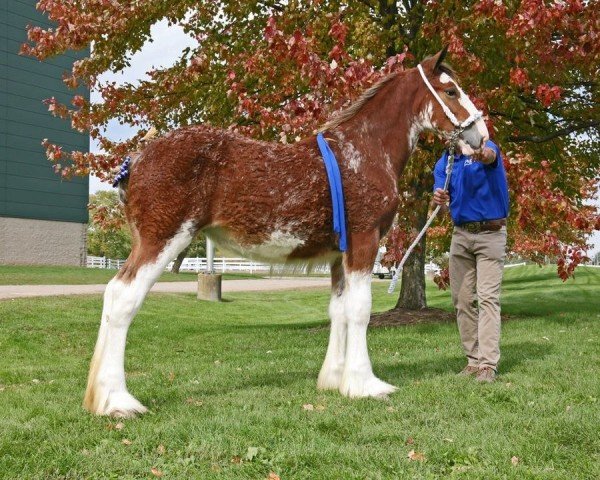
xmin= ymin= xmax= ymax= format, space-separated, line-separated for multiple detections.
xmin=0 ymin=277 xmax=332 ymax=300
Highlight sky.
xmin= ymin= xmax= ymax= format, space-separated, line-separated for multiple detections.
xmin=87 ymin=22 xmax=600 ymax=256
xmin=88 ymin=20 xmax=197 ymax=194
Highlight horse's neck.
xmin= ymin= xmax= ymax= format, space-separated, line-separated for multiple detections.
xmin=331 ymin=78 xmax=419 ymax=179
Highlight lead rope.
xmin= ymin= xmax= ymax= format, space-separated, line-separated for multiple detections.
xmin=387 ymin=62 xmax=483 ymax=294
xmin=387 ymin=140 xmax=457 ymax=294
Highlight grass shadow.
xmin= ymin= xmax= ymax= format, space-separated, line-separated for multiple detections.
xmin=376 ymin=340 xmax=552 ymax=384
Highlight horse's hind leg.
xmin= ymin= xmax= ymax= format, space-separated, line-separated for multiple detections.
xmin=317 ymin=256 xmax=347 ymax=390
xmin=83 ymin=221 xmax=196 ymax=417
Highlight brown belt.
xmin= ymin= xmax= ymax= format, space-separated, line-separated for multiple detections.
xmin=457 ymin=218 xmax=506 ymax=234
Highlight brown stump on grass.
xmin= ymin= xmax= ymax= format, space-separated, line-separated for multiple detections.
xmin=197 ymin=273 xmax=222 ymax=302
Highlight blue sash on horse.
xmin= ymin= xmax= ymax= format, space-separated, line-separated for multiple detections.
xmin=317 ymin=133 xmax=348 ymax=252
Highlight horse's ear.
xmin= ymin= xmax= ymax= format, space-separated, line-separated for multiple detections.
xmin=420 ymin=46 xmax=449 ymax=72
xmin=433 ymin=45 xmax=449 ymax=72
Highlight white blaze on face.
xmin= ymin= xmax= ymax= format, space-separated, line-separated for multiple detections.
xmin=438 ymin=71 xmax=489 ymax=144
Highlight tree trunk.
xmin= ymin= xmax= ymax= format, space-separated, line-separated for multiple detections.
xmin=394 ymin=206 xmax=428 ymax=310
xmin=171 ymin=247 xmax=189 ymax=274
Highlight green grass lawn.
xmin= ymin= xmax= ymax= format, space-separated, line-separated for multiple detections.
xmin=0 ymin=265 xmax=262 ymax=285
xmin=0 ymin=265 xmax=598 ymax=479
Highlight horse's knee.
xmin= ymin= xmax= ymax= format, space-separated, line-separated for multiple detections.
xmin=103 ymin=279 xmax=140 ymax=327
xmin=343 ymin=273 xmax=372 ymax=324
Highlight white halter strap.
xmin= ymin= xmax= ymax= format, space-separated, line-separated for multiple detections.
xmin=416 ymin=63 xmax=482 ymax=130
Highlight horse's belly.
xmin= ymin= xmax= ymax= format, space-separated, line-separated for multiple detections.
xmin=203 ymin=226 xmax=308 ymax=263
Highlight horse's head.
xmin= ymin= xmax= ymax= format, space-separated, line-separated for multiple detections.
xmin=415 ymin=48 xmax=488 ymax=155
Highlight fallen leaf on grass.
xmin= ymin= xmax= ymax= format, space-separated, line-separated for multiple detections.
xmin=151 ymin=467 xmax=163 ymax=477
xmin=315 ymin=404 xmax=326 ymax=411
xmin=231 ymin=456 xmax=242 ymax=464
xmin=405 ymin=437 xmax=414 ymax=445
xmin=267 ymin=473 xmax=281 ymax=480
xmin=168 ymin=371 xmax=175 ymax=382
xmin=211 ymin=464 xmax=221 ymax=472
xmin=386 ymin=406 xmax=396 ymax=412
xmin=186 ymin=397 xmax=203 ymax=407
xmin=566 ymin=405 xmax=572 ymax=412
xmin=106 ymin=422 xmax=125 ymax=431
xmin=511 ymin=456 xmax=519 ymax=466
xmin=303 ymin=404 xmax=314 ymax=411
xmin=121 ymin=439 xmax=132 ymax=446
xmin=157 ymin=444 xmax=165 ymax=455
xmin=408 ymin=449 xmax=425 ymax=461
xmin=245 ymin=446 xmax=265 ymax=461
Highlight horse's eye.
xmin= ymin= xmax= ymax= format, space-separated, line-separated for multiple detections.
xmin=445 ymin=89 xmax=457 ymax=98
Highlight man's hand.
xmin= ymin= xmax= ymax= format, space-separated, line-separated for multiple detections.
xmin=433 ymin=188 xmax=450 ymax=206
xmin=472 ymin=146 xmax=496 ymax=165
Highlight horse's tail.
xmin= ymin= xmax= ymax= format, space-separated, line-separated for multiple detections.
xmin=114 ymin=127 xmax=158 ymax=204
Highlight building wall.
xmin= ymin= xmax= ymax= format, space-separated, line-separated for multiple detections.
xmin=0 ymin=0 xmax=90 ymax=265
xmin=0 ymin=217 xmax=86 ymax=265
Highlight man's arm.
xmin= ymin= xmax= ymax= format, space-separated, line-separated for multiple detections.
xmin=432 ymin=153 xmax=450 ymax=208
xmin=472 ymin=140 xmax=501 ymax=166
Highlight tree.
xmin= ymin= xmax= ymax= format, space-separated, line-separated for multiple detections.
xmin=23 ymin=0 xmax=599 ymax=312
xmin=88 ymin=191 xmax=206 ymax=271
xmin=88 ymin=191 xmax=131 ymax=259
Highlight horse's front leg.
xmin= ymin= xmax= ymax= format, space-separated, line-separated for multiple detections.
xmin=339 ymin=231 xmax=397 ymax=398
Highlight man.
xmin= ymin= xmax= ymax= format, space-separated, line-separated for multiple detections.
xmin=432 ymin=140 xmax=509 ymax=383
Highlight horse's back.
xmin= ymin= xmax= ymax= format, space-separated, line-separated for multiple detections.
xmin=123 ymin=125 xmax=337 ymax=258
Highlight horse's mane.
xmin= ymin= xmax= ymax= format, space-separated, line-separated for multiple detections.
xmin=318 ymin=72 xmax=399 ymax=132
xmin=318 ymin=61 xmax=456 ymax=132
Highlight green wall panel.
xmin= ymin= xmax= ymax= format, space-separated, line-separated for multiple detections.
xmin=0 ymin=0 xmax=89 ymax=223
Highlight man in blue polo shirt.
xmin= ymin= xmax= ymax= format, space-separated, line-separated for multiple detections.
xmin=433 ymin=140 xmax=509 ymax=383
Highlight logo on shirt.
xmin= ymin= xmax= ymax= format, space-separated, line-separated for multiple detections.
xmin=464 ymin=158 xmax=473 ymax=166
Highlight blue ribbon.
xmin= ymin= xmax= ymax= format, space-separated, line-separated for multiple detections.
xmin=317 ymin=133 xmax=347 ymax=252
xmin=112 ymin=156 xmax=131 ymax=187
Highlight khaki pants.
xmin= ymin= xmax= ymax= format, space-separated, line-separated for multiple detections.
xmin=449 ymin=226 xmax=507 ymax=370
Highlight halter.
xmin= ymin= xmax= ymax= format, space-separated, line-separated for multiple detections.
xmin=387 ymin=64 xmax=483 ymax=294
xmin=416 ymin=64 xmax=482 ymax=132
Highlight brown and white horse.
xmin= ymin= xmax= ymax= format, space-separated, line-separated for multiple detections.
xmin=84 ymin=49 xmax=488 ymax=417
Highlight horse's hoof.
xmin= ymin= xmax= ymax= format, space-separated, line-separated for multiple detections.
xmin=339 ymin=373 xmax=398 ymax=399
xmin=317 ymin=366 xmax=344 ymax=391
xmin=105 ymin=391 xmax=148 ymax=418
xmin=84 ymin=387 xmax=148 ymax=417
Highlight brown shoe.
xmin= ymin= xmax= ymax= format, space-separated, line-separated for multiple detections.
xmin=476 ymin=367 xmax=496 ymax=383
xmin=458 ymin=365 xmax=479 ymax=376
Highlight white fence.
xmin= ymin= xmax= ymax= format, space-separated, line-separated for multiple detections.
xmin=168 ymin=257 xmax=332 ymax=274
xmin=86 ymin=255 xmax=599 ymax=274
xmin=87 ymin=256 xmax=126 ymax=269
xmin=87 ymin=255 xmax=330 ymax=274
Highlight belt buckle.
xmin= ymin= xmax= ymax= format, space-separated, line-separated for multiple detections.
xmin=463 ymin=222 xmax=481 ymax=234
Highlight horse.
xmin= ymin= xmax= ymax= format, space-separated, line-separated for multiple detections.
xmin=83 ymin=48 xmax=489 ymax=417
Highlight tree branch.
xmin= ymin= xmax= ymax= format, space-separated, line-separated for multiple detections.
xmin=357 ymin=0 xmax=377 ymax=12
xmin=508 ymin=120 xmax=600 ymax=143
